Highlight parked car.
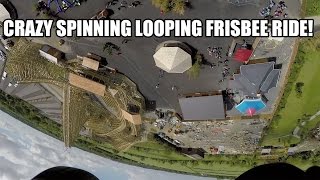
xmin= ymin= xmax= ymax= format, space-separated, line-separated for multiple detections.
xmin=8 ymin=82 xmax=12 ymax=87
xmin=2 ymin=71 xmax=7 ymax=80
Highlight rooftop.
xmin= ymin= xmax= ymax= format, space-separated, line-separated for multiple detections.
xmin=121 ymin=109 xmax=142 ymax=125
xmin=230 ymin=62 xmax=281 ymax=97
xmin=0 ymin=4 xmax=10 ymax=22
xmin=179 ymin=95 xmax=225 ymax=121
xmin=82 ymin=57 xmax=100 ymax=71
xmin=40 ymin=45 xmax=62 ymax=59
xmin=68 ymin=73 xmax=106 ymax=96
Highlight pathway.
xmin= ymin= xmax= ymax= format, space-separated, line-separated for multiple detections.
xmin=292 ymin=109 xmax=320 ymax=138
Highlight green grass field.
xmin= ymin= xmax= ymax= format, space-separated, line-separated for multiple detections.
xmin=262 ymin=35 xmax=320 ymax=146
xmin=305 ymin=0 xmax=320 ymax=16
xmin=118 ymin=141 xmax=251 ymax=177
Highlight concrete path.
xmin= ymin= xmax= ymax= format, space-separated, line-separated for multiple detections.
xmin=310 ymin=110 xmax=320 ymax=121
xmin=292 ymin=109 xmax=320 ymax=138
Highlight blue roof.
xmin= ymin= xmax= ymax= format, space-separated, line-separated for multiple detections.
xmin=235 ymin=98 xmax=266 ymax=115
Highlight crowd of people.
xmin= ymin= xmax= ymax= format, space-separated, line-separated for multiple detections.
xmin=207 ymin=46 xmax=223 ymax=59
xmin=206 ymin=45 xmax=233 ymax=83
xmin=259 ymin=0 xmax=288 ymax=18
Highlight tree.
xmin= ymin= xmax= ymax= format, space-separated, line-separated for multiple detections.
xmin=194 ymin=52 xmax=203 ymax=64
xmin=103 ymin=42 xmax=120 ymax=55
xmin=295 ymin=82 xmax=304 ymax=98
xmin=187 ymin=61 xmax=201 ymax=79
xmin=152 ymin=0 xmax=186 ymax=15
xmin=187 ymin=52 xmax=203 ymax=79
xmin=172 ymin=0 xmax=186 ymax=15
xmin=32 ymin=3 xmax=41 ymax=13
xmin=152 ymin=0 xmax=170 ymax=13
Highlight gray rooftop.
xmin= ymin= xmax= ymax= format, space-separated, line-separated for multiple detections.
xmin=40 ymin=45 xmax=51 ymax=52
xmin=179 ymin=95 xmax=225 ymax=121
xmin=231 ymin=62 xmax=280 ymax=97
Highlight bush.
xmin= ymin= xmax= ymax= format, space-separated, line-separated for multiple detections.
xmin=103 ymin=42 xmax=120 ymax=55
xmin=152 ymin=0 xmax=171 ymax=12
xmin=187 ymin=52 xmax=203 ymax=79
xmin=172 ymin=0 xmax=186 ymax=15
xmin=152 ymin=0 xmax=186 ymax=15
xmin=295 ymin=82 xmax=304 ymax=98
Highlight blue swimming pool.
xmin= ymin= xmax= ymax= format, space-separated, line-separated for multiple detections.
xmin=236 ymin=98 xmax=267 ymax=115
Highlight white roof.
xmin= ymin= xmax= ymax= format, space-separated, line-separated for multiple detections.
xmin=153 ymin=47 xmax=192 ymax=73
xmin=268 ymin=36 xmax=284 ymax=42
xmin=0 ymin=4 xmax=10 ymax=22
xmin=288 ymin=147 xmax=297 ymax=153
xmin=261 ymin=149 xmax=271 ymax=154
xmin=82 ymin=57 xmax=99 ymax=70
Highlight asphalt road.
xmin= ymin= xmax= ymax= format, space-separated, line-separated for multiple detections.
xmin=7 ymin=0 xmax=301 ymax=112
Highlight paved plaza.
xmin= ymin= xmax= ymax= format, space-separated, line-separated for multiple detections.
xmin=9 ymin=0 xmax=274 ymax=111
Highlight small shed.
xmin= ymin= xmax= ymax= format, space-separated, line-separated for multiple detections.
xmin=39 ymin=45 xmax=63 ymax=64
xmin=233 ymin=49 xmax=253 ymax=63
xmin=68 ymin=73 xmax=106 ymax=96
xmin=82 ymin=57 xmax=100 ymax=71
xmin=178 ymin=147 xmax=206 ymax=159
xmin=261 ymin=148 xmax=271 ymax=155
xmin=288 ymin=147 xmax=297 ymax=156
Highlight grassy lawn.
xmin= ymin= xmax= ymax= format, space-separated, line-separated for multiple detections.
xmin=126 ymin=142 xmax=191 ymax=160
xmin=305 ymin=0 xmax=320 ymax=16
xmin=262 ymin=35 xmax=320 ymax=146
xmin=119 ymin=141 xmax=251 ymax=177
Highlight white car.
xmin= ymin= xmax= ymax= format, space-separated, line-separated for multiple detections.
xmin=2 ymin=71 xmax=7 ymax=80
xmin=8 ymin=82 xmax=12 ymax=87
xmin=14 ymin=83 xmax=18 ymax=87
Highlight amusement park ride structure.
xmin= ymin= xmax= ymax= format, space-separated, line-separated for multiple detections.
xmin=47 ymin=0 xmax=80 ymax=14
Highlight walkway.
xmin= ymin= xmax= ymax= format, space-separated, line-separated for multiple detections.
xmin=292 ymin=109 xmax=320 ymax=138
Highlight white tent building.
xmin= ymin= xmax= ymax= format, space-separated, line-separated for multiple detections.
xmin=0 ymin=4 xmax=10 ymax=23
xmin=153 ymin=41 xmax=192 ymax=73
